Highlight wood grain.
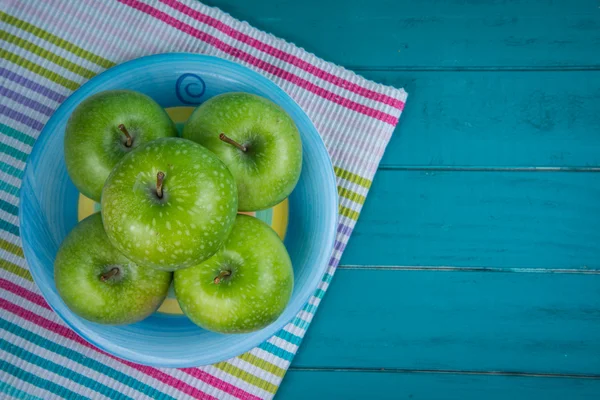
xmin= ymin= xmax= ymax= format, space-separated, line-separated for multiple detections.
xmin=343 ymin=170 xmax=600 ymax=269
xmin=203 ymin=0 xmax=600 ymax=68
xmin=371 ymin=71 xmax=600 ymax=168
xmin=278 ymin=370 xmax=600 ymax=400
xmin=291 ymin=269 xmax=600 ymax=375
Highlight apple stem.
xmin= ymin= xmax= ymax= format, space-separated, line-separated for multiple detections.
xmin=156 ymin=171 xmax=165 ymax=199
xmin=100 ymin=267 xmax=120 ymax=282
xmin=219 ymin=133 xmax=247 ymax=152
xmin=118 ymin=124 xmax=133 ymax=147
xmin=213 ymin=270 xmax=232 ymax=284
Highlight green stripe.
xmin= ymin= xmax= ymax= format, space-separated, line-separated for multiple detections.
xmin=1 ymin=339 xmax=132 ymax=400
xmin=0 ymin=160 xmax=24 ymax=179
xmin=334 ymin=166 xmax=371 ymax=189
xmin=0 ymin=360 xmax=84 ymax=399
xmin=0 ymin=49 xmax=79 ymax=90
xmin=0 ymin=141 xmax=29 ymax=163
xmin=0 ymin=180 xmax=20 ymax=197
xmin=213 ymin=361 xmax=278 ymax=394
xmin=237 ymin=352 xmax=287 ymax=378
xmin=0 ymin=238 xmax=24 ymax=257
xmin=1 ymin=319 xmax=176 ymax=400
xmin=338 ymin=186 xmax=366 ymax=205
xmin=1 ymin=31 xmax=96 ymax=79
xmin=339 ymin=205 xmax=360 ymax=221
xmin=0 ymin=259 xmax=31 ymax=281
xmin=0 ymin=381 xmax=43 ymax=400
xmin=0 ymin=11 xmax=115 ymax=69
xmin=0 ymin=123 xmax=36 ymax=147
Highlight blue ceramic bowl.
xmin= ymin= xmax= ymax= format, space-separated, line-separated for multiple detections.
xmin=20 ymin=54 xmax=338 ymax=367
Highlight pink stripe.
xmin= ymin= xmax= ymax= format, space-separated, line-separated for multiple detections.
xmin=22 ymin=0 xmax=174 ymax=65
xmin=0 ymin=298 xmax=216 ymax=400
xmin=0 ymin=301 xmax=197 ymax=400
xmin=0 ymin=278 xmax=49 ymax=308
xmin=160 ymin=0 xmax=405 ymax=111
xmin=118 ymin=0 xmax=399 ymax=126
xmin=181 ymin=368 xmax=263 ymax=400
xmin=0 ymin=279 xmax=261 ymax=400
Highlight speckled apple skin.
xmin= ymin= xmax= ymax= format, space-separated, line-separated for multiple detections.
xmin=101 ymin=138 xmax=238 ymax=271
xmin=174 ymin=214 xmax=294 ymax=333
xmin=64 ymin=90 xmax=178 ymax=202
xmin=182 ymin=93 xmax=302 ymax=211
xmin=54 ymin=213 xmax=172 ymax=325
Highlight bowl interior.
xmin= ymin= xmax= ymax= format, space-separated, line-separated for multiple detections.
xmin=20 ymin=54 xmax=337 ymax=367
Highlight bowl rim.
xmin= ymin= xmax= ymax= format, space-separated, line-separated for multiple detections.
xmin=19 ymin=53 xmax=338 ymax=367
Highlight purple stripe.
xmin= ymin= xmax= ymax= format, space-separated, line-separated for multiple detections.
xmin=334 ymin=240 xmax=346 ymax=253
xmin=0 ymin=87 xmax=54 ymax=116
xmin=337 ymin=222 xmax=353 ymax=236
xmin=0 ymin=67 xmax=67 ymax=103
xmin=328 ymin=256 xmax=339 ymax=266
xmin=0 ymin=105 xmax=44 ymax=131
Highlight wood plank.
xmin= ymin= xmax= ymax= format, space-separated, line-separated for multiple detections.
xmin=342 ymin=170 xmax=600 ymax=269
xmin=205 ymin=0 xmax=600 ymax=68
xmin=205 ymin=5 xmax=600 ymax=167
xmin=291 ymin=270 xmax=600 ymax=375
xmin=373 ymin=71 xmax=600 ymax=168
xmin=278 ymin=370 xmax=600 ymax=400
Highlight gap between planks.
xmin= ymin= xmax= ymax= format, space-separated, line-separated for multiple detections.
xmin=378 ymin=166 xmax=600 ymax=172
xmin=287 ymin=367 xmax=600 ymax=380
xmin=351 ymin=66 xmax=600 ymax=72
xmin=337 ymin=265 xmax=600 ymax=274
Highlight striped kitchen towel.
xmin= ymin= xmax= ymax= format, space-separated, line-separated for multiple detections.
xmin=0 ymin=0 xmax=407 ymax=399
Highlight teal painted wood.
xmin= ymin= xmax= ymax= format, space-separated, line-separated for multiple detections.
xmin=202 ymin=0 xmax=600 ymax=397
xmin=204 ymin=0 xmax=600 ymax=68
xmin=278 ymin=371 xmax=600 ymax=400
xmin=292 ymin=270 xmax=600 ymax=375
xmin=343 ymin=171 xmax=600 ymax=269
xmin=370 ymin=71 xmax=600 ymax=168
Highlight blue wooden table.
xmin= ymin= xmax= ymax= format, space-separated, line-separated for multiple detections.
xmin=206 ymin=1 xmax=600 ymax=398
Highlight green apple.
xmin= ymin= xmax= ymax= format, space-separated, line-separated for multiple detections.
xmin=64 ymin=90 xmax=177 ymax=201
xmin=182 ymin=92 xmax=302 ymax=211
xmin=101 ymin=137 xmax=238 ymax=271
xmin=54 ymin=213 xmax=172 ymax=325
xmin=174 ymin=214 xmax=294 ymax=333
